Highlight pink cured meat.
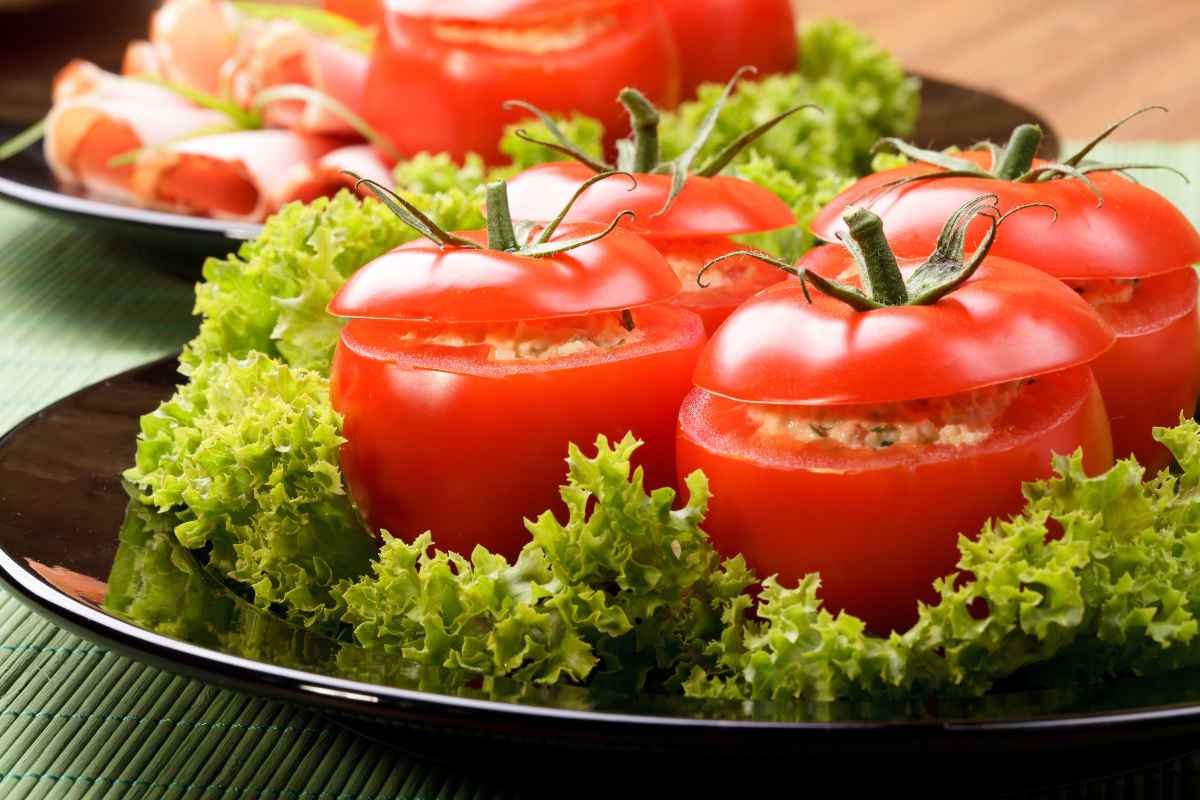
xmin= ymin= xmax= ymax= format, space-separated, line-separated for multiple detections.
xmin=131 ymin=129 xmax=347 ymax=222
xmin=317 ymin=143 xmax=394 ymax=196
xmin=222 ymin=21 xmax=371 ymax=136
xmin=44 ymin=61 xmax=230 ymax=203
xmin=149 ymin=0 xmax=242 ymax=94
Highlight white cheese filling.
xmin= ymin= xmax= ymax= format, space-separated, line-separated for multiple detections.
xmin=405 ymin=313 xmax=642 ymax=361
xmin=431 ymin=16 xmax=614 ymax=54
xmin=1064 ymin=278 xmax=1138 ymax=307
xmin=748 ymin=379 xmax=1031 ymax=450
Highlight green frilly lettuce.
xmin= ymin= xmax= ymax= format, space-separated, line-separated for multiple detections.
xmin=123 ymin=353 xmax=374 ymax=626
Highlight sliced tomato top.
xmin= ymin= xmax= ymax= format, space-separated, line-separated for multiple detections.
xmin=328 ymin=225 xmax=680 ymax=323
xmin=810 ymin=151 xmax=1200 ymax=280
xmin=381 ymin=0 xmax=627 ymax=23
xmin=505 ymin=162 xmax=795 ymax=238
xmin=694 ymin=254 xmax=1115 ymax=405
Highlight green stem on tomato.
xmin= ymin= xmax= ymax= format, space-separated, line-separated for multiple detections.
xmin=618 ymin=89 xmax=661 ymax=174
xmin=841 ymin=208 xmax=908 ymax=306
xmin=485 ymin=181 xmax=519 ymax=252
xmin=992 ymin=124 xmax=1043 ymax=181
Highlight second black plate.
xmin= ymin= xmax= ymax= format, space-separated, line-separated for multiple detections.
xmin=0 ymin=78 xmax=1058 ymax=260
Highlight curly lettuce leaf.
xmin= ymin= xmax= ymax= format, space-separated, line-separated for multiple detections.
xmin=124 ymin=353 xmax=375 ymax=625
xmin=184 ymin=190 xmax=484 ymax=375
xmin=392 ymin=151 xmax=490 ymax=195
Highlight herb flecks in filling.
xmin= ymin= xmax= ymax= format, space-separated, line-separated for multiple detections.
xmin=1065 ymin=278 xmax=1138 ymax=308
xmin=749 ymin=379 xmax=1032 ymax=450
xmin=409 ymin=312 xmax=644 ymax=362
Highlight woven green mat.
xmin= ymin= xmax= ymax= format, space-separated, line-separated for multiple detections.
xmin=0 ymin=140 xmax=1195 ymax=798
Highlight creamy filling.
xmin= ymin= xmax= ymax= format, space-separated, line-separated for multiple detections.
xmin=431 ymin=15 xmax=614 ymax=53
xmin=402 ymin=313 xmax=642 ymax=361
xmin=1064 ymin=278 xmax=1138 ymax=307
xmin=748 ymin=379 xmax=1031 ymax=450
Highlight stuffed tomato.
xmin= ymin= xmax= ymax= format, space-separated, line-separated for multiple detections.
xmin=677 ymin=198 xmax=1115 ymax=634
xmin=506 ymin=73 xmax=805 ymax=335
xmin=658 ymin=0 xmax=797 ymax=99
xmin=329 ymin=176 xmax=704 ymax=559
xmin=811 ymin=118 xmax=1200 ymax=472
xmin=364 ymin=0 xmax=680 ymax=164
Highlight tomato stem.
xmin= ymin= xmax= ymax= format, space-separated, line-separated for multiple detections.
xmin=618 ymin=88 xmax=661 ymax=174
xmin=992 ymin=124 xmax=1043 ymax=180
xmin=840 ymin=208 xmax=908 ymax=306
xmin=486 ymin=181 xmax=519 ymax=252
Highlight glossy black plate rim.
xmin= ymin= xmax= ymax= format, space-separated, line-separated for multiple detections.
xmin=3 ymin=359 xmax=1200 ymax=754
xmin=0 ymin=173 xmax=264 ymax=241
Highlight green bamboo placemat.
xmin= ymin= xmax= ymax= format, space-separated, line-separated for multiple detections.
xmin=0 ymin=139 xmax=1196 ymax=798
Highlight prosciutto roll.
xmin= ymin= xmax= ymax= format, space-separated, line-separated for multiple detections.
xmin=221 ymin=20 xmax=371 ymax=136
xmin=131 ymin=129 xmax=346 ymax=222
xmin=148 ymin=0 xmax=242 ymax=94
xmin=44 ymin=61 xmax=230 ymax=203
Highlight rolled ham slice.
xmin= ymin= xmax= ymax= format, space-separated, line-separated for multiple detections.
xmin=131 ymin=129 xmax=346 ymax=222
xmin=149 ymin=0 xmax=243 ymax=94
xmin=44 ymin=61 xmax=231 ymax=203
xmin=222 ymin=20 xmax=370 ymax=136
xmin=317 ymin=143 xmax=395 ymax=195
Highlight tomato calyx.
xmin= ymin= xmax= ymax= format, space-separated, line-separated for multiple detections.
xmin=702 ymin=194 xmax=1053 ymax=311
xmin=504 ymin=66 xmax=817 ymax=215
xmin=870 ymin=107 xmax=1187 ymax=209
xmin=350 ymin=169 xmax=638 ymax=258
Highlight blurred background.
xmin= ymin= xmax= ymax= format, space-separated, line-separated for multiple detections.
xmin=1 ymin=0 xmax=1197 ymax=139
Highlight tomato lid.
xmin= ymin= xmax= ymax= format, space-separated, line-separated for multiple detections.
xmin=507 ymin=162 xmax=794 ymax=238
xmin=329 ymin=225 xmax=681 ymax=323
xmin=695 ymin=253 xmax=1115 ymax=405
xmin=811 ymin=150 xmax=1200 ymax=280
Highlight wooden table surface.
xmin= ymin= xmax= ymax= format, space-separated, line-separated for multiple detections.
xmin=799 ymin=0 xmax=1200 ymax=141
xmin=1 ymin=0 xmax=1198 ymax=141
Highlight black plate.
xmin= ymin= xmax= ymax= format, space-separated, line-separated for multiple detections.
xmin=0 ymin=77 xmax=1060 ymax=261
xmin=2 ymin=359 xmax=1200 ymax=798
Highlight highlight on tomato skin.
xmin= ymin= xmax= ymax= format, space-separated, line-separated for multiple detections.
xmin=676 ymin=198 xmax=1117 ymax=634
xmin=363 ymin=0 xmax=680 ymax=164
xmin=808 ymin=119 xmax=1200 ymax=471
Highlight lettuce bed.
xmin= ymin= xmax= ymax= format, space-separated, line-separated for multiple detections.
xmin=118 ymin=21 xmax=1200 ymax=702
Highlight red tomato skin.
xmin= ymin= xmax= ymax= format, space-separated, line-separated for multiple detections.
xmin=658 ymin=0 xmax=798 ymax=99
xmin=1088 ymin=272 xmax=1200 ymax=473
xmin=333 ymin=305 xmax=705 ymax=559
xmin=365 ymin=2 xmax=680 ymax=164
xmin=676 ymin=366 xmax=1114 ymax=634
xmin=323 ymin=0 xmax=382 ymax=26
xmin=810 ymin=152 xmax=1200 ymax=280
